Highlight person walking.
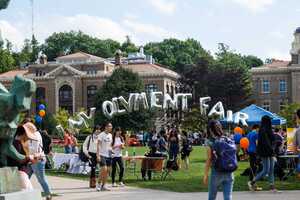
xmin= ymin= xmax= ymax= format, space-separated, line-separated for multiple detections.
xmin=83 ymin=125 xmax=102 ymax=188
xmin=246 ymin=124 xmax=261 ymax=187
xmin=248 ymin=115 xmax=278 ymax=192
xmin=168 ymin=129 xmax=179 ymax=161
xmin=181 ymin=131 xmax=193 ymax=170
xmin=203 ymin=120 xmax=236 ymax=200
xmin=63 ymin=129 xmax=73 ymax=154
xmin=26 ymin=122 xmax=52 ymax=200
xmin=96 ymin=122 xmax=113 ymax=191
xmin=111 ymin=127 xmax=125 ymax=187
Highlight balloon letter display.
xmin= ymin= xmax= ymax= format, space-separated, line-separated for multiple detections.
xmin=234 ymin=112 xmax=249 ymax=126
xmin=208 ymin=101 xmax=225 ymax=119
xmin=163 ymin=93 xmax=177 ymax=110
xmin=200 ymin=97 xmax=211 ymax=115
xmin=150 ymin=92 xmax=163 ymax=109
xmin=102 ymin=101 xmax=115 ymax=118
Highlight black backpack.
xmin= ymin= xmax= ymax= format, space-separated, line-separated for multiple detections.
xmin=79 ymin=135 xmax=92 ymax=162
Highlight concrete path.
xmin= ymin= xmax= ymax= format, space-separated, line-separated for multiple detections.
xmin=32 ymin=176 xmax=300 ymax=200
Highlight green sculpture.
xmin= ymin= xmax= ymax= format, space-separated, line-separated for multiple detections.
xmin=0 ymin=75 xmax=36 ymax=167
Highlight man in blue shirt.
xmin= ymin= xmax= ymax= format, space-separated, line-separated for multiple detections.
xmin=247 ymin=124 xmax=260 ymax=182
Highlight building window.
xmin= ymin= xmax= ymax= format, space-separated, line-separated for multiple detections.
xmin=166 ymin=84 xmax=169 ymax=93
xmin=279 ymin=80 xmax=287 ymax=93
xmin=59 ymin=85 xmax=73 ymax=114
xmin=262 ymin=80 xmax=270 ymax=93
xmin=87 ymin=85 xmax=97 ymax=108
xmin=279 ymin=101 xmax=285 ymax=111
xmin=36 ymin=87 xmax=46 ymax=111
xmin=262 ymin=101 xmax=270 ymax=111
xmin=145 ymin=84 xmax=158 ymax=93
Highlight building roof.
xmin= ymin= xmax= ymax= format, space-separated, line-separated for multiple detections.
xmin=55 ymin=52 xmax=106 ymax=62
xmin=0 ymin=69 xmax=28 ymax=79
xmin=122 ymin=63 xmax=179 ymax=79
xmin=263 ymin=60 xmax=290 ymax=68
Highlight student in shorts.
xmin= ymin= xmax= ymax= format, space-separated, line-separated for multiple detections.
xmin=96 ymin=122 xmax=113 ymax=191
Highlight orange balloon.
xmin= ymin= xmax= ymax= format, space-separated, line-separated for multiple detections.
xmin=240 ymin=137 xmax=249 ymax=149
xmin=234 ymin=127 xmax=243 ymax=134
xmin=39 ymin=110 xmax=46 ymax=117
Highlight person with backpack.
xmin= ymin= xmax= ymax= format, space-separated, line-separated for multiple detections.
xmin=248 ymin=115 xmax=278 ymax=192
xmin=181 ymin=131 xmax=193 ymax=170
xmin=203 ymin=120 xmax=237 ymax=200
xmin=82 ymin=125 xmax=102 ymax=188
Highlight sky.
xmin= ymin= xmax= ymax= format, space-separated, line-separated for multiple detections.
xmin=0 ymin=0 xmax=299 ymax=60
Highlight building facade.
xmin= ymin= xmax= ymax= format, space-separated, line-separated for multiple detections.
xmin=251 ymin=27 xmax=300 ymax=113
xmin=0 ymin=49 xmax=179 ymax=115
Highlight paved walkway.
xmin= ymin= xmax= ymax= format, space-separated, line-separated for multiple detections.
xmin=32 ymin=176 xmax=300 ymax=200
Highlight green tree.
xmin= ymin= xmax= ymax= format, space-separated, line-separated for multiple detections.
xmin=0 ymin=41 xmax=15 ymax=73
xmin=0 ymin=0 xmax=10 ymax=10
xmin=121 ymin=35 xmax=138 ymax=55
xmin=12 ymin=39 xmax=32 ymax=66
xmin=181 ymin=107 xmax=208 ymax=132
xmin=42 ymin=31 xmax=121 ymax=60
xmin=144 ymin=38 xmax=210 ymax=72
xmin=209 ymin=43 xmax=252 ymax=110
xmin=243 ymin=55 xmax=264 ymax=69
xmin=30 ymin=35 xmax=40 ymax=63
xmin=54 ymin=108 xmax=70 ymax=130
xmin=279 ymin=103 xmax=300 ymax=127
xmin=94 ymin=68 xmax=154 ymax=131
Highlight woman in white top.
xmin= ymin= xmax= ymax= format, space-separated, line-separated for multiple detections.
xmin=83 ymin=125 xmax=101 ymax=188
xmin=111 ymin=127 xmax=125 ymax=187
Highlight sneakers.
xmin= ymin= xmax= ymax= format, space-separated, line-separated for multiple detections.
xmin=96 ymin=183 xmax=101 ymax=192
xmin=112 ymin=183 xmax=118 ymax=187
xmin=270 ymin=185 xmax=281 ymax=193
xmin=101 ymin=185 xmax=111 ymax=191
xmin=248 ymin=181 xmax=254 ymax=191
xmin=119 ymin=182 xmax=125 ymax=187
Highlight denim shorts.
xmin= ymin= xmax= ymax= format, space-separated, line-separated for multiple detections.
xmin=99 ymin=156 xmax=112 ymax=167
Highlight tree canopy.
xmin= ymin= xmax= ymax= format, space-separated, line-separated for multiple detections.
xmin=94 ymin=68 xmax=154 ymax=131
xmin=0 ymin=0 xmax=10 ymax=10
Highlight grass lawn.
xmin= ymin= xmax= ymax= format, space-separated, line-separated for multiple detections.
xmin=47 ymin=145 xmax=300 ymax=192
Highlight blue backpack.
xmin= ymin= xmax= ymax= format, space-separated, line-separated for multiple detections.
xmin=212 ymin=137 xmax=238 ymax=173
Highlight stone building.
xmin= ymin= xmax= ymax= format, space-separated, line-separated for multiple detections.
xmin=0 ymin=49 xmax=179 ymax=115
xmin=251 ymin=27 xmax=300 ymax=113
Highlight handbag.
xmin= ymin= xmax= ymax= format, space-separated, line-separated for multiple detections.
xmin=79 ymin=135 xmax=92 ymax=162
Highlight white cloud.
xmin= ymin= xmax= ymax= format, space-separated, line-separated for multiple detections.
xmin=0 ymin=14 xmax=181 ymax=50
xmin=0 ymin=20 xmax=25 ymax=50
xmin=122 ymin=19 xmax=179 ymax=41
xmin=147 ymin=0 xmax=177 ymax=15
xmin=231 ymin=0 xmax=274 ymax=12
xmin=37 ymin=14 xmax=130 ymax=43
xmin=269 ymin=31 xmax=285 ymax=39
xmin=266 ymin=49 xmax=290 ymax=60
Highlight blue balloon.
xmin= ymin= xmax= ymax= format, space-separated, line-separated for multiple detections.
xmin=38 ymin=104 xmax=46 ymax=111
xmin=35 ymin=115 xmax=42 ymax=124
xmin=233 ymin=133 xmax=243 ymax=144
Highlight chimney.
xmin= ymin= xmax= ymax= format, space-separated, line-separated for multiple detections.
xmin=115 ymin=49 xmax=122 ymax=66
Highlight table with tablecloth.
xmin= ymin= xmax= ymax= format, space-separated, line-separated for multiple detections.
xmin=52 ymin=153 xmax=91 ymax=174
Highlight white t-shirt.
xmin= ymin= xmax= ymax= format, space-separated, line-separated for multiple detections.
xmin=98 ymin=132 xmax=112 ymax=157
xmin=112 ymin=137 xmax=124 ymax=157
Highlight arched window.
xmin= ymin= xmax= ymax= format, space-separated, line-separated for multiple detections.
xmin=145 ymin=84 xmax=158 ymax=94
xmin=87 ymin=85 xmax=97 ymax=108
xmin=36 ymin=87 xmax=46 ymax=111
xmin=59 ymin=85 xmax=73 ymax=114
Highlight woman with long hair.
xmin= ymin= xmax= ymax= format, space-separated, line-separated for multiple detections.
xmin=168 ymin=129 xmax=179 ymax=160
xmin=248 ymin=115 xmax=278 ymax=192
xmin=83 ymin=125 xmax=101 ymax=188
xmin=203 ymin=120 xmax=234 ymax=200
xmin=111 ymin=127 xmax=125 ymax=187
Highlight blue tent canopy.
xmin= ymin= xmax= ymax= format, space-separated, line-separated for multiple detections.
xmin=221 ymin=104 xmax=286 ymax=126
